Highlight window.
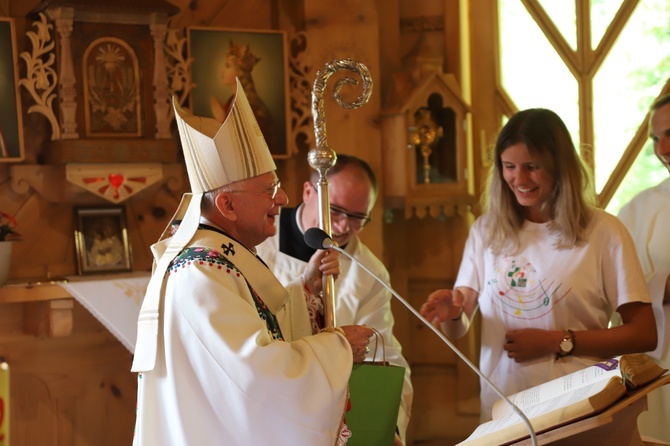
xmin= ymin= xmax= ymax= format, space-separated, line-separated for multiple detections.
xmin=497 ymin=0 xmax=670 ymax=213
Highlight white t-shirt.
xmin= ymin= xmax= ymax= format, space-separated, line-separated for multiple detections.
xmin=456 ymin=208 xmax=650 ymax=420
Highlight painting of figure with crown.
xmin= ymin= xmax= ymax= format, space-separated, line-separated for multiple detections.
xmin=188 ymin=27 xmax=289 ymax=158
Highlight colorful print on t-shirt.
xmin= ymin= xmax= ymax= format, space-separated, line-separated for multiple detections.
xmin=487 ymin=255 xmax=571 ymax=319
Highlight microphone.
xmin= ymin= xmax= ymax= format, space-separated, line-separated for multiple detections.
xmin=304 ymin=226 xmax=337 ymax=250
xmin=304 ymin=227 xmax=538 ymax=446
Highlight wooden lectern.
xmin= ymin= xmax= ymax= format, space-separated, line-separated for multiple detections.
xmin=511 ymin=374 xmax=670 ymax=446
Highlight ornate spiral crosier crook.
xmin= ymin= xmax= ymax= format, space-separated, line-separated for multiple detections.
xmin=308 ymin=59 xmax=373 ymax=328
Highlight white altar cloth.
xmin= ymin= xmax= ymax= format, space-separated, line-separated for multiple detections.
xmin=61 ymin=273 xmax=149 ymax=352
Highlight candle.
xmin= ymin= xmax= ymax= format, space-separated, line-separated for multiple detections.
xmin=0 ymin=357 xmax=8 ymax=446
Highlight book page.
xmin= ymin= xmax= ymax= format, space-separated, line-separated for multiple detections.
xmin=472 ymin=377 xmax=612 ymax=437
xmin=458 ymin=377 xmax=625 ymax=446
xmin=459 ymin=356 xmax=663 ymax=446
xmin=491 ymin=357 xmax=622 ymax=419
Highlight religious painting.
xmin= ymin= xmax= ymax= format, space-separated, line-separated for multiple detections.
xmin=188 ymin=27 xmax=290 ymax=158
xmin=0 ymin=17 xmax=25 ymax=162
xmin=83 ymin=37 xmax=142 ymax=137
xmin=74 ymin=207 xmax=132 ymax=274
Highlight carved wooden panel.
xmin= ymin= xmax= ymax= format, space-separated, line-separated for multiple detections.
xmin=83 ymin=37 xmax=142 ymax=137
xmin=0 ymin=300 xmax=135 ymax=446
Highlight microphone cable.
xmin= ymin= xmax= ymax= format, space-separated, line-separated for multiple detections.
xmin=304 ymin=227 xmax=538 ymax=446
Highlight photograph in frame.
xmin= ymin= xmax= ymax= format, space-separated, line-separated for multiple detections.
xmin=74 ymin=207 xmax=132 ymax=274
xmin=0 ymin=17 xmax=25 ymax=162
xmin=188 ymin=26 xmax=290 ymax=158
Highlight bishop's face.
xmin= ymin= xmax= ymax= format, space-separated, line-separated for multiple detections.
xmin=228 ymin=172 xmax=288 ymax=249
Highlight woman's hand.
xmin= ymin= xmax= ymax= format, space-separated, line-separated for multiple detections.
xmin=420 ymin=289 xmax=465 ymax=327
xmin=503 ymin=328 xmax=562 ymax=362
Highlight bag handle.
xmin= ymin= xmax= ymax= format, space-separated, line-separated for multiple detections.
xmin=368 ymin=327 xmax=387 ymax=365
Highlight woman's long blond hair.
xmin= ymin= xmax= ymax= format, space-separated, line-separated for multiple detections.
xmin=481 ymin=108 xmax=595 ymax=254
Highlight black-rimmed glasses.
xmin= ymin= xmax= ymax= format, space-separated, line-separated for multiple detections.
xmin=309 ymin=183 xmax=372 ymax=230
xmin=329 ymin=204 xmax=372 ymax=230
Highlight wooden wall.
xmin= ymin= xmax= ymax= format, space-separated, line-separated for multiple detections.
xmin=0 ymin=0 xmax=504 ymax=444
xmin=0 ymin=291 xmax=136 ymax=445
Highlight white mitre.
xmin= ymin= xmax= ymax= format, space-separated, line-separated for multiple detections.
xmin=174 ymin=77 xmax=276 ymax=193
xmin=132 ymin=78 xmax=276 ymax=371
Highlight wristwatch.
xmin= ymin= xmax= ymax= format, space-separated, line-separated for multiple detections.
xmin=557 ymin=329 xmax=575 ymax=359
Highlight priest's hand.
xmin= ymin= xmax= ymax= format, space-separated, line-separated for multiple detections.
xmin=303 ymin=248 xmax=340 ymax=295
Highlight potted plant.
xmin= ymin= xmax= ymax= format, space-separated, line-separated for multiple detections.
xmin=0 ymin=211 xmax=20 ymax=285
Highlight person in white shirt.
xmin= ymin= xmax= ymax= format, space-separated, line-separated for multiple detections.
xmin=257 ymin=154 xmax=413 ymax=445
xmin=420 ymin=108 xmax=657 ymax=421
xmin=617 ymin=92 xmax=670 ymax=442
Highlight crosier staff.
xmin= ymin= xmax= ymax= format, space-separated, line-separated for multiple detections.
xmin=308 ymin=59 xmax=373 ymax=328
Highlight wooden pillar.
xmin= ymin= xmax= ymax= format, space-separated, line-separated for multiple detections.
xmin=49 ymin=7 xmax=79 ymax=139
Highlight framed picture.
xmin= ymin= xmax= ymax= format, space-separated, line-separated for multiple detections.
xmin=188 ymin=26 xmax=290 ymax=158
xmin=0 ymin=17 xmax=25 ymax=162
xmin=82 ymin=37 xmax=142 ymax=137
xmin=74 ymin=207 xmax=132 ymax=274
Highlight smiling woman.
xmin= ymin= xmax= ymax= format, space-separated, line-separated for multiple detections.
xmin=487 ymin=108 xmax=594 ymax=252
xmin=497 ymin=0 xmax=670 ymax=213
xmin=420 ymin=107 xmax=657 ymax=422
xmin=500 ymin=143 xmax=555 ymax=224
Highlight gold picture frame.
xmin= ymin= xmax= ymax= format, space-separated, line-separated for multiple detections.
xmin=188 ymin=26 xmax=290 ymax=158
xmin=0 ymin=17 xmax=25 ymax=162
xmin=74 ymin=207 xmax=132 ymax=274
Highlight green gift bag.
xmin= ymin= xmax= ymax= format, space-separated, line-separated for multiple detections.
xmin=346 ymin=330 xmax=405 ymax=446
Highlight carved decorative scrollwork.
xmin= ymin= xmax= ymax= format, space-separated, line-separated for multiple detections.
xmin=287 ymin=30 xmax=312 ymax=156
xmin=164 ymin=27 xmax=194 ymax=122
xmin=18 ymin=13 xmax=60 ymax=140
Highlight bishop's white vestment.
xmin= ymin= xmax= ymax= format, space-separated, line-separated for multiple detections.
xmin=133 ymin=228 xmax=353 ymax=445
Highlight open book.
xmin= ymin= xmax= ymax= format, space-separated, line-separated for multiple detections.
xmin=457 ymin=354 xmax=667 ymax=446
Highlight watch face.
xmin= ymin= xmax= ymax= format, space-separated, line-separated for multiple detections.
xmin=560 ymin=339 xmax=573 ymax=353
